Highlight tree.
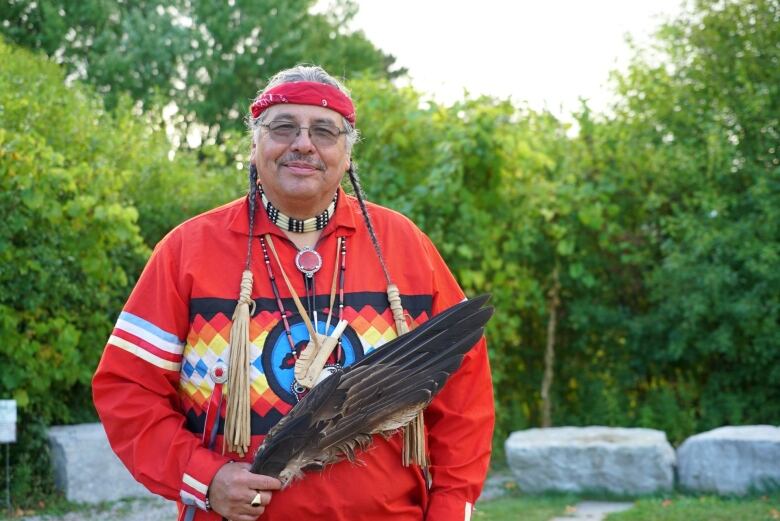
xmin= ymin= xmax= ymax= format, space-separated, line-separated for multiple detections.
xmin=0 ymin=0 xmax=402 ymax=140
xmin=0 ymin=36 xmax=250 ymax=505
xmin=569 ymin=0 xmax=780 ymax=435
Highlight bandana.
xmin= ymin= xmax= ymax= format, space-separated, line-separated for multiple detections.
xmin=250 ymin=81 xmax=356 ymax=125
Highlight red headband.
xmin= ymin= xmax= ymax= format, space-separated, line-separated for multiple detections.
xmin=250 ymin=81 xmax=356 ymax=125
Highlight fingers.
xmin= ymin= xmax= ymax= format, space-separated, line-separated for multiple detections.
xmin=228 ymin=463 xmax=283 ymax=491
xmin=247 ymin=474 xmax=282 ymax=491
xmin=222 ymin=491 xmax=271 ymax=521
xmin=208 ymin=462 xmax=282 ymax=520
xmin=258 ymin=490 xmax=273 ymax=505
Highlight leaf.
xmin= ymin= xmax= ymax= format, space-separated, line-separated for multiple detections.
xmin=556 ymin=239 xmax=575 ymax=256
xmin=13 ymin=389 xmax=29 ymax=408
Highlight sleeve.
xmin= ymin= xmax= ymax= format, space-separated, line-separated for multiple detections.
xmin=418 ymin=235 xmax=495 ymax=521
xmin=92 ymin=229 xmax=230 ymax=512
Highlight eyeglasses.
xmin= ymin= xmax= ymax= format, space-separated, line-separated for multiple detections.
xmin=260 ymin=121 xmax=347 ymax=147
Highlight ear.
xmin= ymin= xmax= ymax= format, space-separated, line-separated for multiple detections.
xmin=250 ymin=140 xmax=257 ymax=163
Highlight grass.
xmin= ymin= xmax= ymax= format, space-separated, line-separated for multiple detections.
xmin=474 ymin=491 xmax=780 ymax=521
xmin=474 ymin=493 xmax=578 ymax=520
xmin=606 ymin=493 xmax=780 ymax=521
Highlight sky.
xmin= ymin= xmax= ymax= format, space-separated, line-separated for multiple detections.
xmin=348 ymin=0 xmax=686 ymax=116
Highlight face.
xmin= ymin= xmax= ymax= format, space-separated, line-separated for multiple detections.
xmin=251 ymin=103 xmax=350 ymax=216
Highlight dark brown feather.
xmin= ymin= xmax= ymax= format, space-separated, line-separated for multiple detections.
xmin=250 ymin=295 xmax=493 ymax=484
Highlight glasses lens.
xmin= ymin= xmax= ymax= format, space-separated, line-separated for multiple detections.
xmin=267 ymin=122 xmax=298 ymax=143
xmin=309 ymin=125 xmax=340 ymax=147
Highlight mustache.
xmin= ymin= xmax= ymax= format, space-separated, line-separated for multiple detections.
xmin=278 ymin=152 xmax=325 ymax=170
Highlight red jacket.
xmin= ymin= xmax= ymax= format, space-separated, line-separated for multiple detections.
xmin=93 ymin=188 xmax=494 ymax=520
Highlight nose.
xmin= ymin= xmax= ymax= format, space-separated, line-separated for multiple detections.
xmin=290 ymin=127 xmax=316 ymax=153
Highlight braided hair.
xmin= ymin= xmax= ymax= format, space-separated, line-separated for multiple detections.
xmin=346 ymin=161 xmax=392 ymax=285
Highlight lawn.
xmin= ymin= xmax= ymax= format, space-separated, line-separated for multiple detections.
xmin=607 ymin=494 xmax=780 ymax=521
xmin=474 ymin=492 xmax=780 ymax=521
xmin=474 ymin=494 xmax=577 ymax=521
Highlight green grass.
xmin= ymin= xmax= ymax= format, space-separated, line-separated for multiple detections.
xmin=474 ymin=492 xmax=780 ymax=521
xmin=606 ymin=493 xmax=780 ymax=521
xmin=474 ymin=493 xmax=579 ymax=521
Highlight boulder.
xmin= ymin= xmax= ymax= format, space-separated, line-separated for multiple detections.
xmin=48 ymin=423 xmax=155 ymax=503
xmin=677 ymin=425 xmax=780 ymax=495
xmin=505 ymin=426 xmax=675 ymax=495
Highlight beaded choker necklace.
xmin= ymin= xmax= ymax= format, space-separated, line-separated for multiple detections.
xmin=260 ymin=188 xmax=338 ymax=233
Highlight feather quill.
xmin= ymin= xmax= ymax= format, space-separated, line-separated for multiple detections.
xmin=250 ymin=295 xmax=493 ymax=484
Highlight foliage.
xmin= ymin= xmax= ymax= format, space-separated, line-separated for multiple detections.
xmin=0 ymin=0 xmax=402 ymax=140
xmin=0 ymin=42 xmax=143 ymax=423
xmin=0 ymin=39 xmax=141 ymax=506
xmin=593 ymin=0 xmax=780 ymax=435
xmin=0 ymin=38 xmax=244 ymax=508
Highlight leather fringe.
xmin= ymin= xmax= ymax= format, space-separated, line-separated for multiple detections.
xmin=388 ymin=284 xmax=428 ymax=468
xmin=224 ymin=269 xmax=255 ymax=457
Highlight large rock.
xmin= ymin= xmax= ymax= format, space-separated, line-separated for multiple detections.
xmin=49 ymin=423 xmax=155 ymax=503
xmin=677 ymin=425 xmax=780 ymax=495
xmin=505 ymin=426 xmax=675 ymax=495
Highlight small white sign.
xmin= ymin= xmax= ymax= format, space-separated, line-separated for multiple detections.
xmin=0 ymin=400 xmax=17 ymax=443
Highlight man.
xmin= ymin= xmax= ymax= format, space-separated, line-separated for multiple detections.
xmin=93 ymin=65 xmax=494 ymax=521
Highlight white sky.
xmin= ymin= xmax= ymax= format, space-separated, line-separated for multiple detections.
xmin=348 ymin=0 xmax=685 ymax=116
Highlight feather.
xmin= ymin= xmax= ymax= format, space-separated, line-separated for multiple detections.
xmin=250 ymin=295 xmax=493 ymax=484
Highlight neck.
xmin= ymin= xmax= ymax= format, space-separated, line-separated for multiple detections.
xmin=263 ymin=189 xmax=337 ymax=220
xmin=284 ymin=229 xmax=322 ymax=250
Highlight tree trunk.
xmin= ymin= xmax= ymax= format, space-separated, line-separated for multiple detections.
xmin=540 ymin=265 xmax=560 ymax=428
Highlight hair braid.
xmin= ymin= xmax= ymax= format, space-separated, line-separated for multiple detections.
xmin=245 ymin=163 xmax=259 ymax=270
xmin=347 ymin=162 xmax=392 ymax=285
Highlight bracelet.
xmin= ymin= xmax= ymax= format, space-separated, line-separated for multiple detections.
xmin=205 ymin=495 xmax=212 ymax=511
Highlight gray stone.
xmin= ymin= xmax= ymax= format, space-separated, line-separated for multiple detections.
xmin=477 ymin=471 xmax=517 ymax=501
xmin=677 ymin=425 xmax=780 ymax=495
xmin=48 ymin=423 xmax=156 ymax=504
xmin=505 ymin=426 xmax=675 ymax=495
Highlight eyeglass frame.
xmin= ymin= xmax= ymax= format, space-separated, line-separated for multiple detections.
xmin=259 ymin=120 xmax=348 ymax=148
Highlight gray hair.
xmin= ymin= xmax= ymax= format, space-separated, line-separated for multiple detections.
xmin=248 ymin=65 xmax=360 ymax=151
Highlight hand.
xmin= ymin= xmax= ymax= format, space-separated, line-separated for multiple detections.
xmin=208 ymin=462 xmax=282 ymax=521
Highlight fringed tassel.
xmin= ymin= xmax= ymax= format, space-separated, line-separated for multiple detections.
xmin=224 ymin=269 xmax=255 ymax=457
xmin=387 ymin=284 xmax=428 ymax=468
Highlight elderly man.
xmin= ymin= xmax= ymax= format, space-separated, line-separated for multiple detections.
xmin=93 ymin=65 xmax=494 ymax=521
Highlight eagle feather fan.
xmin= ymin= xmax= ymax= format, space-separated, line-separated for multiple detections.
xmin=250 ymin=295 xmax=493 ymax=485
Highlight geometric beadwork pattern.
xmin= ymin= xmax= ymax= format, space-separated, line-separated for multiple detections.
xmin=178 ymin=299 xmax=431 ymax=434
